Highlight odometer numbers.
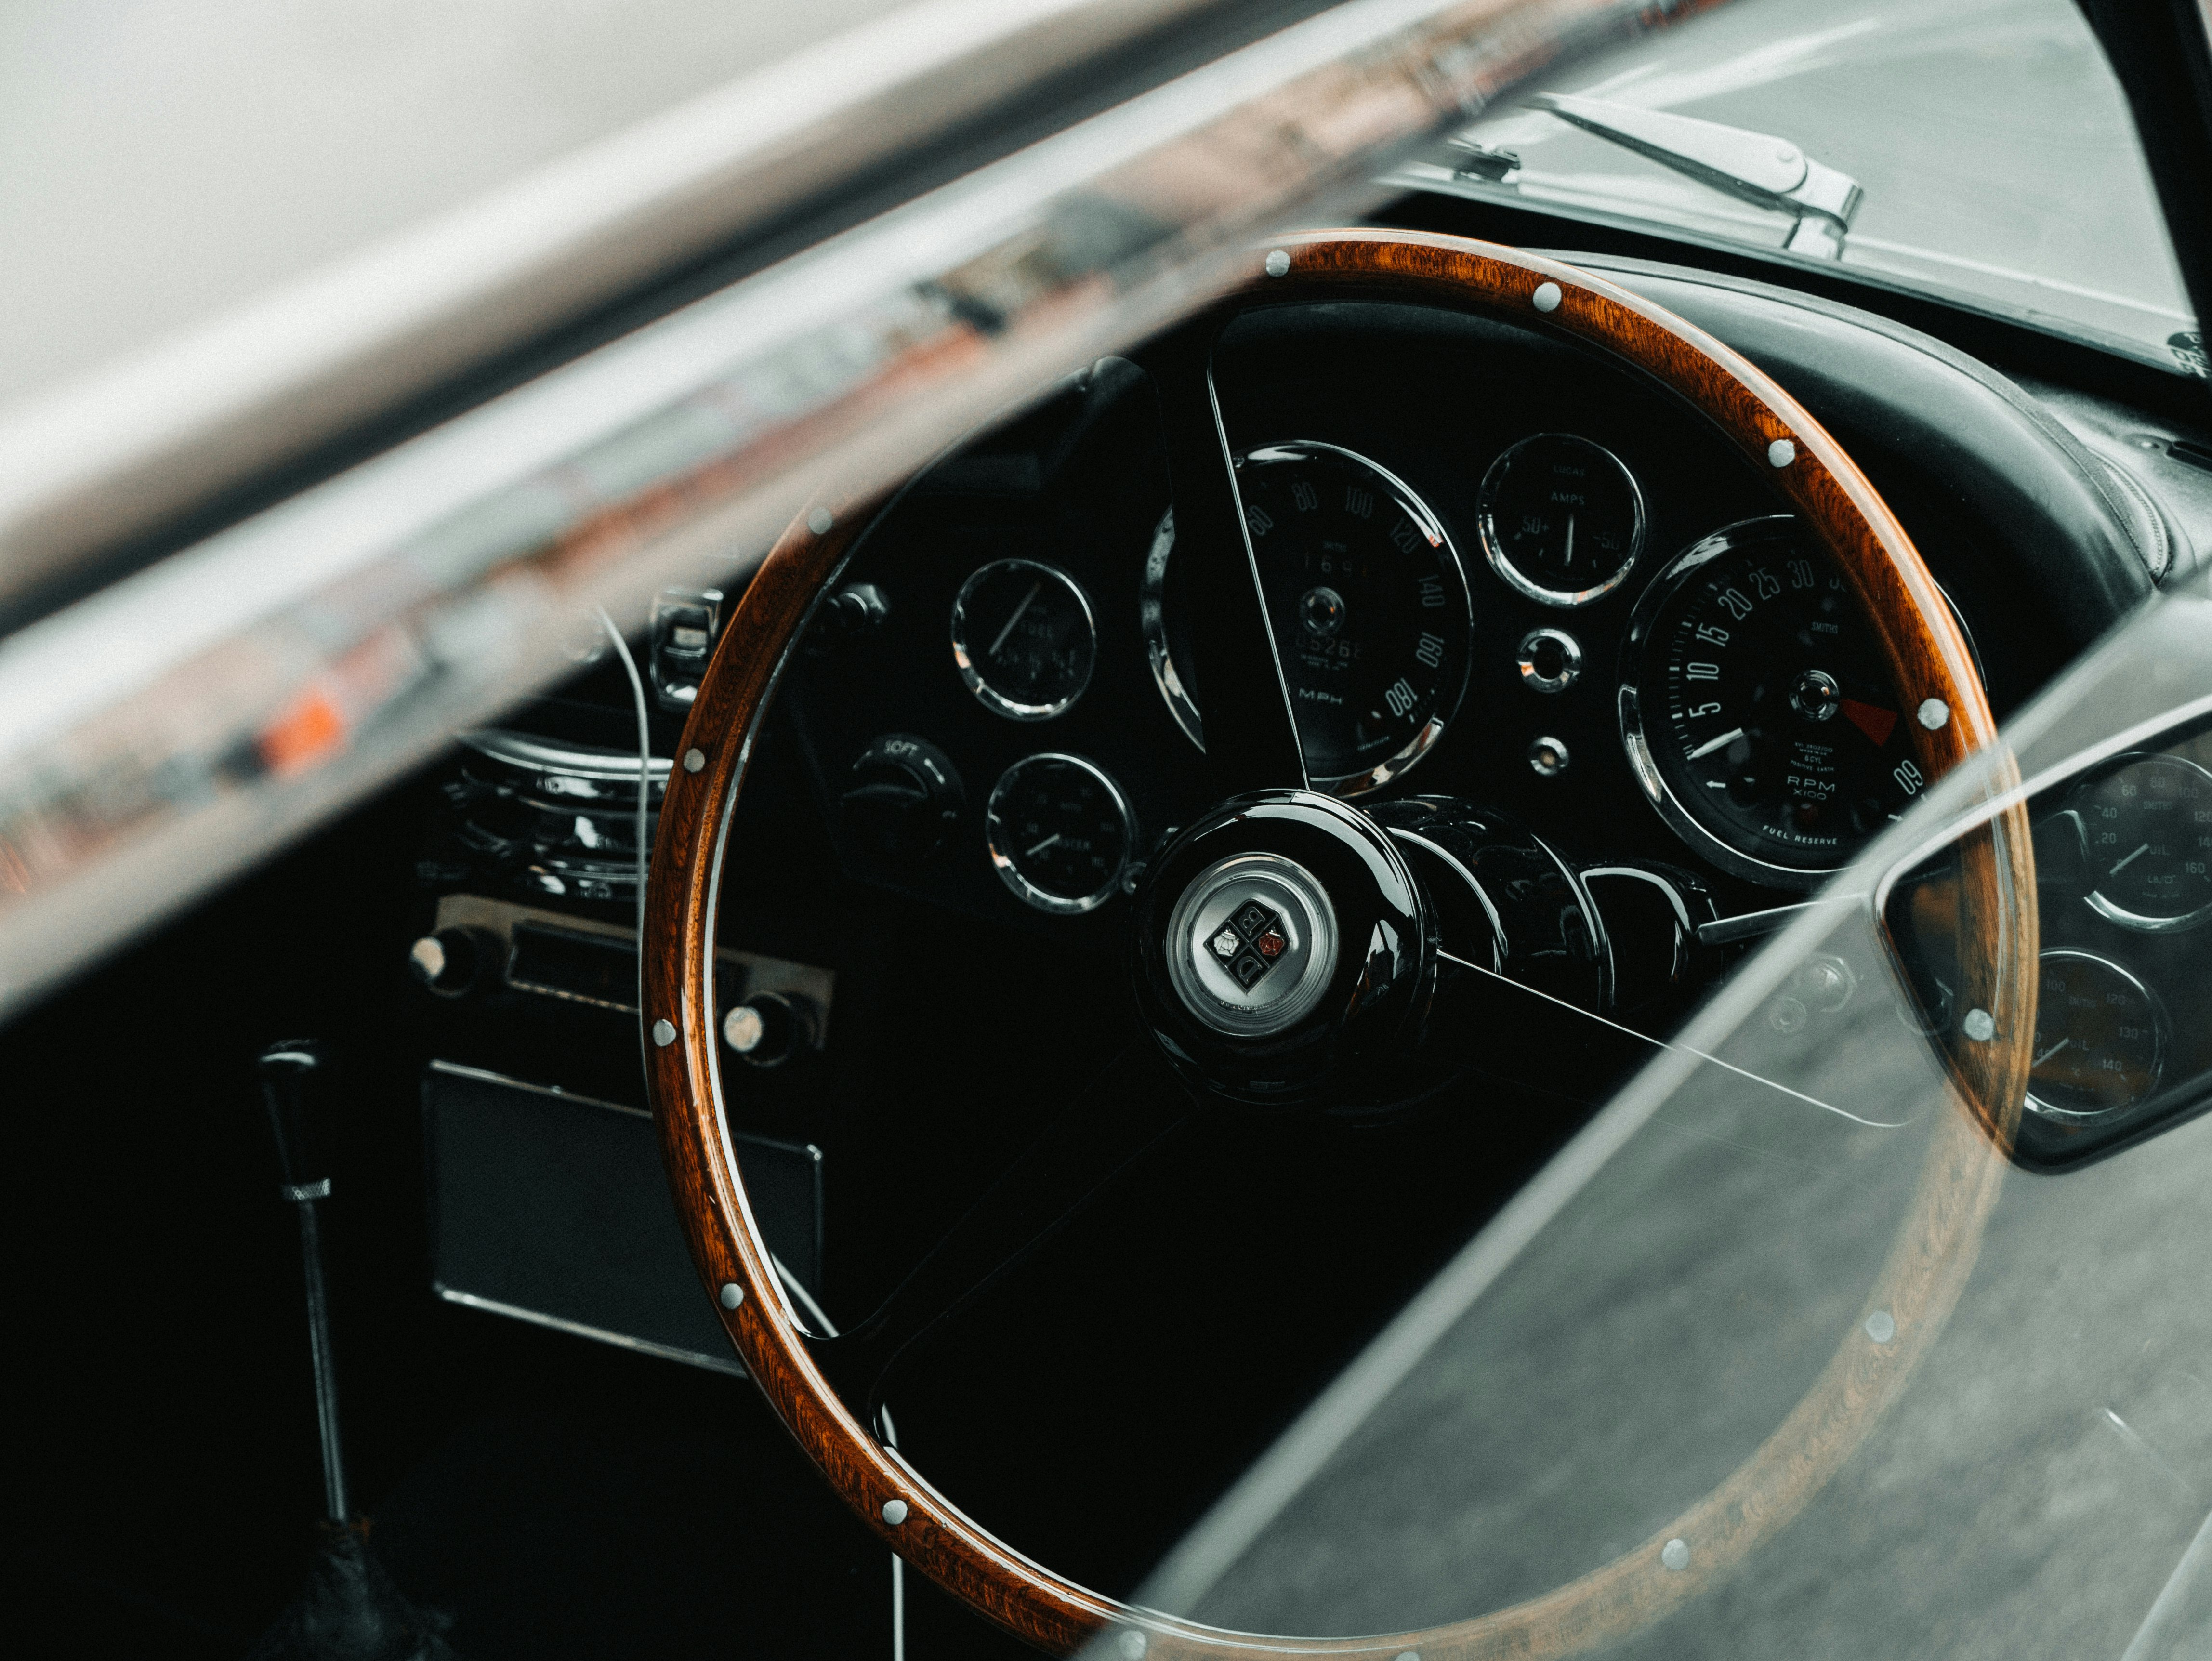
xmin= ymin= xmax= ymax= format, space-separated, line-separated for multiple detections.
xmin=1622 ymin=517 xmax=1928 ymax=887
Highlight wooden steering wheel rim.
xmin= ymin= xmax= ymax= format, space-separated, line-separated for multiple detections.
xmin=642 ymin=230 xmax=2034 ymax=1659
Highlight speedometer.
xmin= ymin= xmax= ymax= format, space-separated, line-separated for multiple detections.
xmin=1143 ymin=441 xmax=1473 ymax=794
xmin=1620 ymin=517 xmax=1931 ymax=888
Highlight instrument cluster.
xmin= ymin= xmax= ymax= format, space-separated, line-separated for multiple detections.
xmin=2017 ymin=741 xmax=2212 ymax=1154
xmin=778 ymin=310 xmax=2014 ymax=953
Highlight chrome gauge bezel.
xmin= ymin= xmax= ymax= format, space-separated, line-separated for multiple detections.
xmin=2024 ymin=949 xmax=2168 ymax=1124
xmin=1617 ymin=517 xmax=1840 ymax=892
xmin=984 ymin=752 xmax=1136 ymax=915
xmin=2073 ymin=752 xmax=2212 ymax=933
xmin=1138 ymin=439 xmax=1473 ymax=797
xmin=950 ymin=558 xmax=1097 ymax=722
xmin=1477 ymin=432 xmax=1648 ymax=608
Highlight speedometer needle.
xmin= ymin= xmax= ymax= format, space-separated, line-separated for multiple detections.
xmin=1026 ymin=832 xmax=1062 ymax=857
xmin=2108 ymin=842 xmax=2151 ymax=876
xmin=1687 ymin=726 xmax=1746 ymax=761
xmin=989 ymin=582 xmax=1042 ymax=659
xmin=2033 ymin=1038 xmax=2072 ymax=1066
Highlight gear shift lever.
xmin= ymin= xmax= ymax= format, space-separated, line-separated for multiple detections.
xmin=247 ymin=1040 xmax=460 ymax=1661
xmin=262 ymin=1041 xmax=350 ymax=1526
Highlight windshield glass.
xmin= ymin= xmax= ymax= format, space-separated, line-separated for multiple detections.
xmin=1111 ymin=563 xmax=2212 ymax=1657
xmin=1400 ymin=0 xmax=2203 ymax=376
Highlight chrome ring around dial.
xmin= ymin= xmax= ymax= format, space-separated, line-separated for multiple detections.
xmin=951 ymin=558 xmax=1096 ymax=721
xmin=2025 ymin=949 xmax=2167 ymax=1122
xmin=1140 ymin=440 xmax=1474 ymax=796
xmin=985 ymin=753 xmax=1136 ymax=915
xmin=1619 ymin=516 xmax=1927 ymax=890
xmin=1478 ymin=432 xmax=1647 ymax=607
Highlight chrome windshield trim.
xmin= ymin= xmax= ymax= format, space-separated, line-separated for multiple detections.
xmin=0 ymin=0 xmax=1237 ymax=607
xmin=0 ymin=0 xmax=1708 ymax=1021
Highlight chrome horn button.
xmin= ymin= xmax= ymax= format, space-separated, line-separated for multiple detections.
xmin=1164 ymin=853 xmax=1338 ymax=1037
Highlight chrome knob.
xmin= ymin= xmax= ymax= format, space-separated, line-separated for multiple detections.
xmin=723 ymin=992 xmax=814 ymax=1067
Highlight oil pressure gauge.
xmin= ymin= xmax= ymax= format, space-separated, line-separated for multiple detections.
xmin=2027 ymin=950 xmax=2166 ymax=1122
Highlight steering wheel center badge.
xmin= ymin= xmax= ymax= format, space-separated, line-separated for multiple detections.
xmin=1164 ymin=853 xmax=1338 ymax=1037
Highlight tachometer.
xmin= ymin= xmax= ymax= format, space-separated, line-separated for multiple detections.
xmin=1143 ymin=441 xmax=1473 ymax=793
xmin=1620 ymin=517 xmax=1929 ymax=888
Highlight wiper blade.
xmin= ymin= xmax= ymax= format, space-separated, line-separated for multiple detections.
xmin=1531 ymin=92 xmax=1863 ymax=259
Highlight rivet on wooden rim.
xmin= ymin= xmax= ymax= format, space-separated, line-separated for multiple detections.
xmin=807 ymin=506 xmax=834 ymax=535
xmin=1917 ymin=698 xmax=1950 ymax=730
xmin=1864 ymin=1308 xmax=1896 ymax=1343
xmin=1531 ymin=280 xmax=1562 ymax=313
xmin=718 ymin=1281 xmax=745 ymax=1309
xmin=683 ymin=747 xmax=706 ymax=773
xmin=882 ymin=1498 xmax=909 ymax=1525
xmin=1661 ymin=1538 xmax=1691 ymax=1571
xmin=652 ymin=1019 xmax=676 ymax=1046
xmin=1264 ymin=249 xmax=1290 ymax=277
xmin=1767 ymin=437 xmax=1797 ymax=468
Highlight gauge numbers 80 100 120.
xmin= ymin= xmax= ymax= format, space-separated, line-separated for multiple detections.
xmin=1622 ymin=517 xmax=1930 ymax=888
xmin=1144 ymin=441 xmax=1474 ymax=794
xmin=985 ymin=753 xmax=1135 ymax=914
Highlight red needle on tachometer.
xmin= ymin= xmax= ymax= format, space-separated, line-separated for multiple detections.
xmin=1840 ymin=699 xmax=1897 ymax=746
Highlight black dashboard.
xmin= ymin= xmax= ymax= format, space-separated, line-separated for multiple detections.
xmin=777 ymin=296 xmax=2109 ymax=951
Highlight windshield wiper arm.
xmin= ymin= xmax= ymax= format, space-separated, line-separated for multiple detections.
xmin=1531 ymin=92 xmax=1863 ymax=259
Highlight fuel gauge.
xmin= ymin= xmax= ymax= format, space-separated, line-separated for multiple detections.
xmin=951 ymin=559 xmax=1096 ymax=721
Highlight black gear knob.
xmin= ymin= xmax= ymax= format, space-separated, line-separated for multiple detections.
xmin=259 ymin=1039 xmax=333 ymax=1200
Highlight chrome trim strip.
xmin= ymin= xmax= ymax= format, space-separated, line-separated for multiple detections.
xmin=0 ymin=0 xmax=1702 ymax=1020
xmin=0 ymin=0 xmax=1238 ymax=602
xmin=458 ymin=729 xmax=675 ymax=788
xmin=433 ymin=1284 xmax=750 ymax=1379
xmin=1696 ymin=902 xmax=1817 ymax=947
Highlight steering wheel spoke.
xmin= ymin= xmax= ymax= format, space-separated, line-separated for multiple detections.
xmin=809 ymin=1043 xmax=1193 ymax=1419
xmin=1145 ymin=327 xmax=1309 ymax=796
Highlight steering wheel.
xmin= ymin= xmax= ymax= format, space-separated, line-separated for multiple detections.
xmin=642 ymin=231 xmax=2035 ymax=1659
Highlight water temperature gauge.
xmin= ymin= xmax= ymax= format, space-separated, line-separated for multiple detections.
xmin=985 ymin=754 xmax=1135 ymax=915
